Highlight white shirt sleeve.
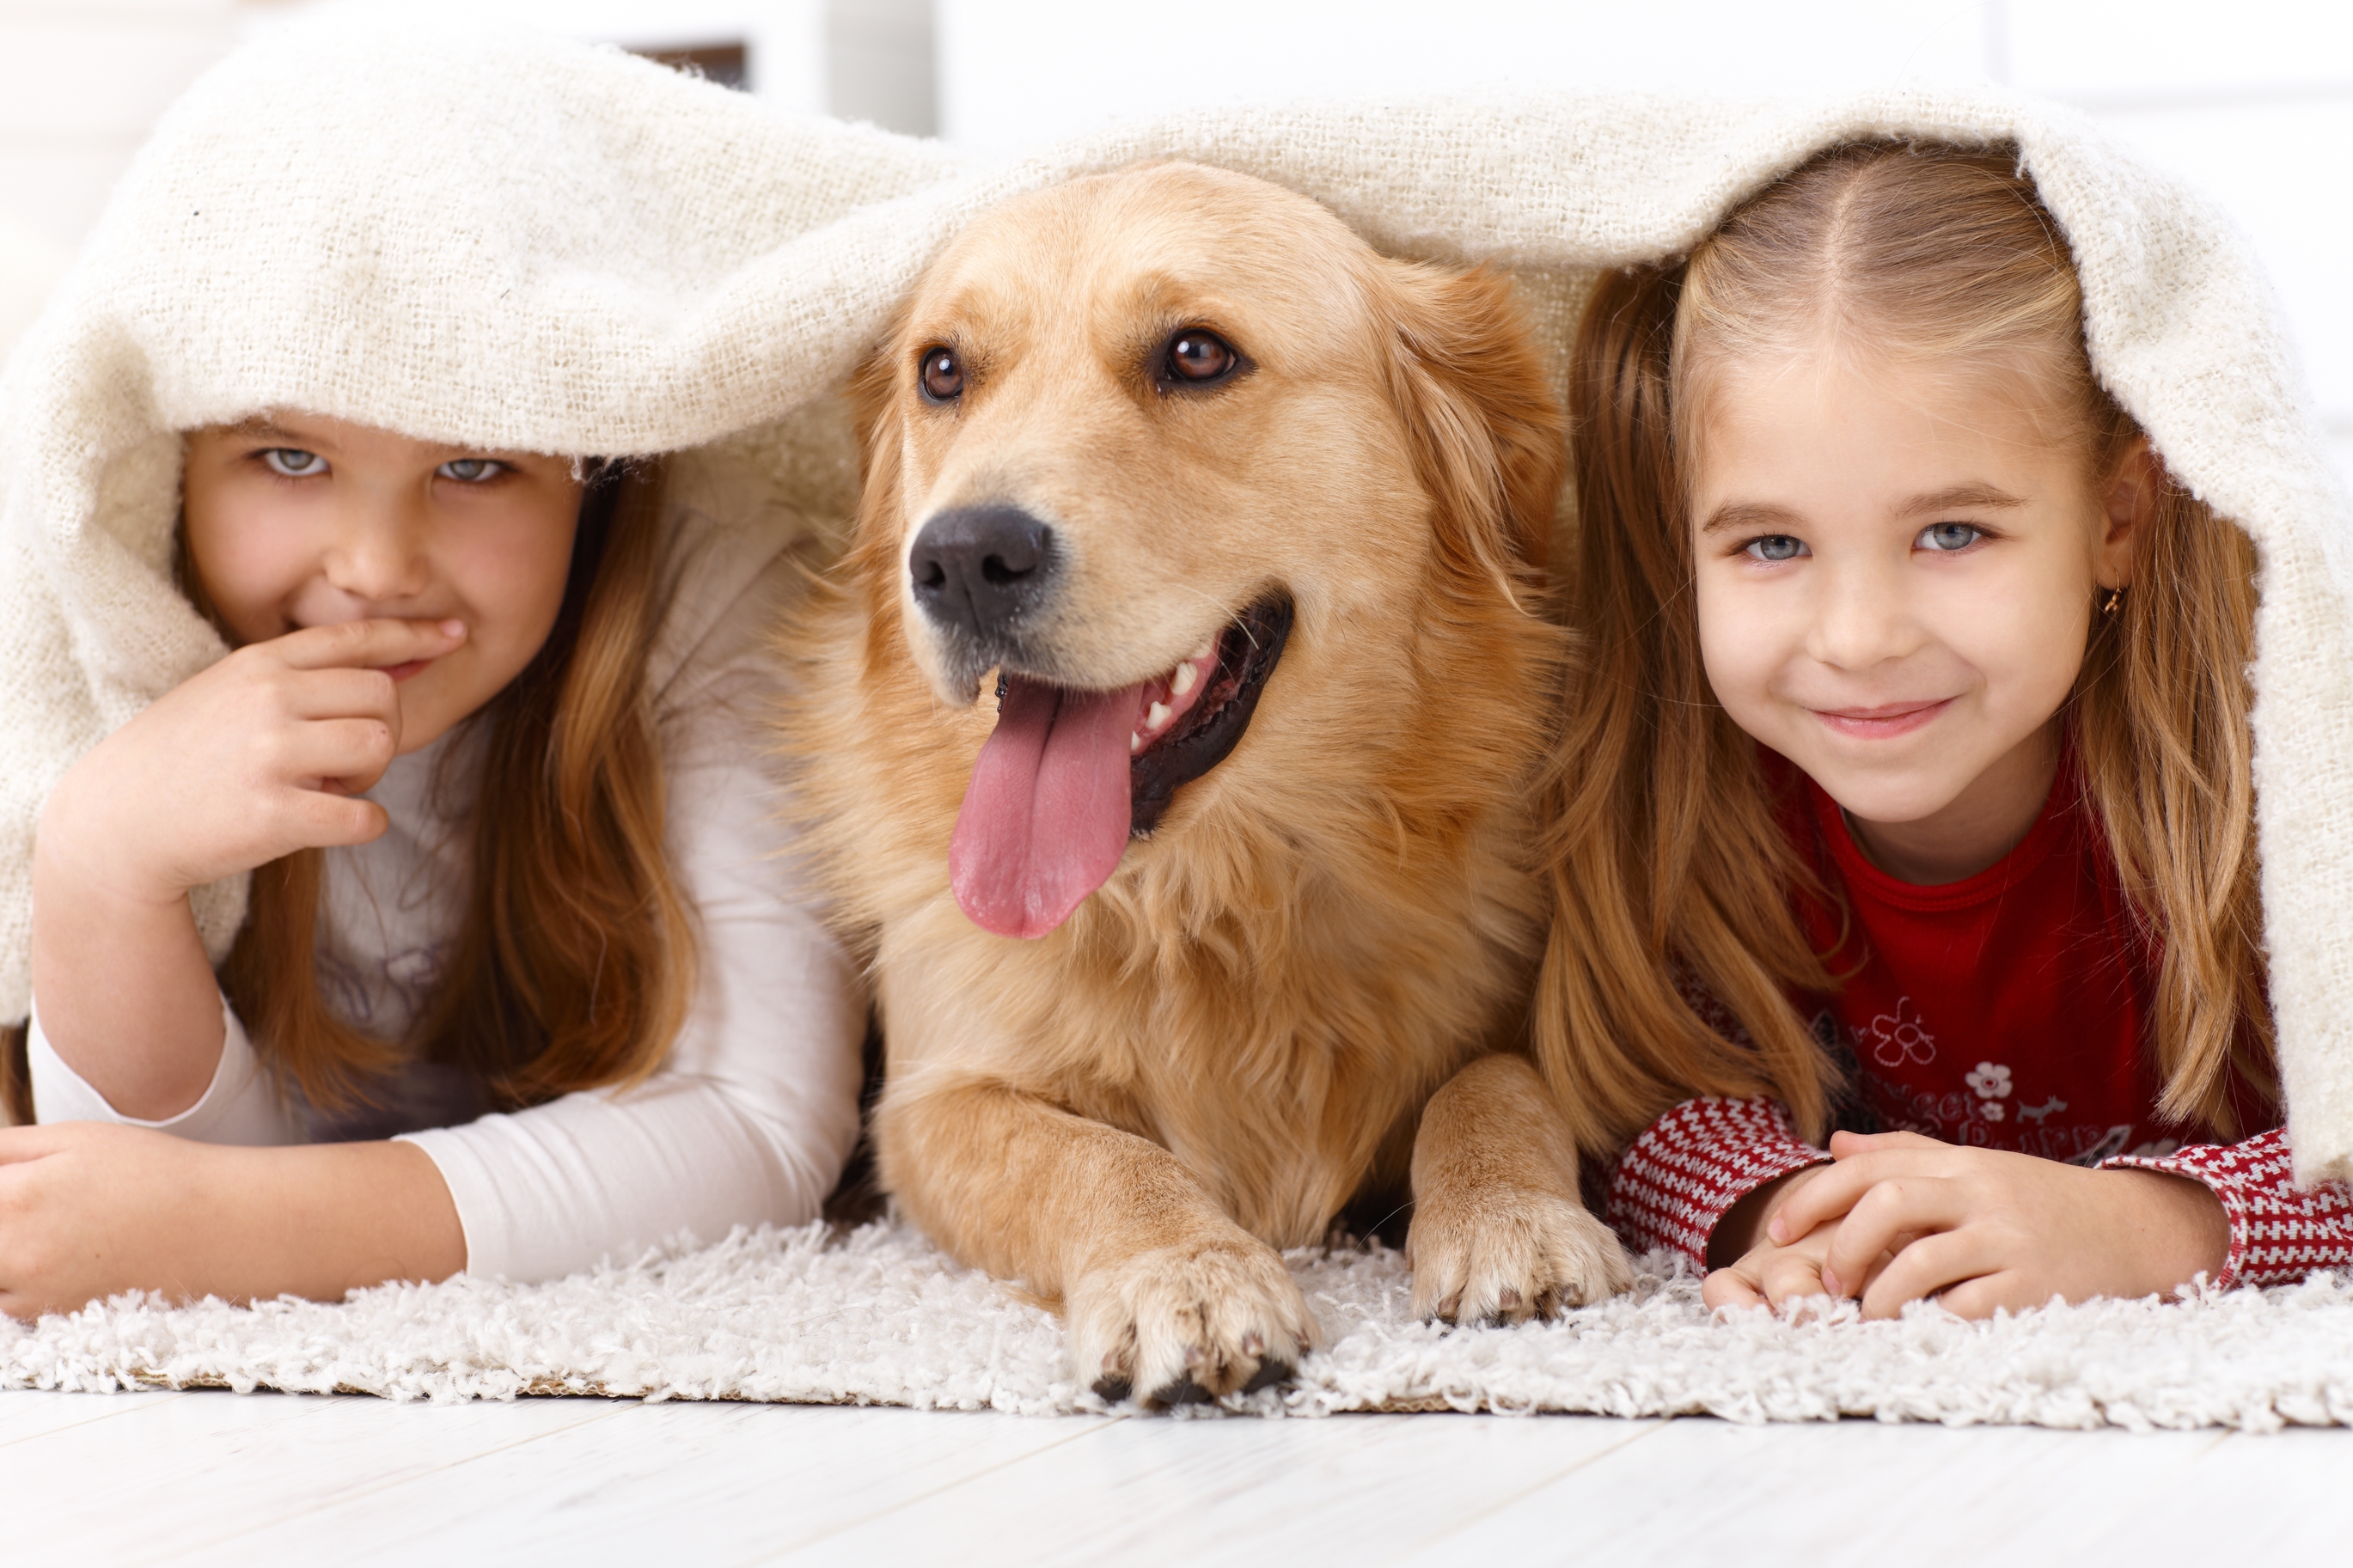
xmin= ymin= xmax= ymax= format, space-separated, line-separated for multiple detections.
xmin=394 ymin=544 xmax=867 ymax=1283
xmin=27 ymin=994 xmax=305 ymax=1146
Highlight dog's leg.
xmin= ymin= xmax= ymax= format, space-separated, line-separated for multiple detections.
xmin=1406 ymin=1053 xmax=1631 ymax=1323
xmin=877 ymin=1080 xmax=1317 ymax=1406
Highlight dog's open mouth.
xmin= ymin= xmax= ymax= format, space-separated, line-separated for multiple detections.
xmin=950 ymin=595 xmax=1294 ymax=940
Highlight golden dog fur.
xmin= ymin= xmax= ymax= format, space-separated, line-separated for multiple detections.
xmin=783 ymin=162 xmax=1628 ymax=1405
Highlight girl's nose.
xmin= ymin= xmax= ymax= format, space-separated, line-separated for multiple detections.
xmin=1806 ymin=558 xmax=1922 ymax=672
xmin=323 ymin=498 xmax=432 ymax=605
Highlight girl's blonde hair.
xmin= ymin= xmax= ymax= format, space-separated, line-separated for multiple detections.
xmin=220 ymin=459 xmax=697 ymax=1113
xmin=1537 ymin=141 xmax=2270 ymax=1151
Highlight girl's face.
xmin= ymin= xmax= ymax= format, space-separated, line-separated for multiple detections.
xmin=182 ymin=414 xmax=584 ymax=755
xmin=1690 ymin=349 xmax=2140 ymax=880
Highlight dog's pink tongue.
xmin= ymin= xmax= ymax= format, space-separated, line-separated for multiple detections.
xmin=951 ymin=676 xmax=1138 ymax=939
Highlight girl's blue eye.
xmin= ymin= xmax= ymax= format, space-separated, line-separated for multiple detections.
xmin=1745 ymin=534 xmax=1807 ymax=564
xmin=437 ymin=458 xmax=503 ymax=483
xmin=1918 ymin=522 xmax=1983 ymax=552
xmin=261 ymin=448 xmax=324 ymax=477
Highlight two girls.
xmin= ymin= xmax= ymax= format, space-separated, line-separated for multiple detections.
xmin=1547 ymin=142 xmax=2353 ymax=1315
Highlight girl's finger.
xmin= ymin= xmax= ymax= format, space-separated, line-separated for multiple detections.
xmin=271 ymin=617 xmax=466 ymax=673
xmin=282 ymin=665 xmax=410 ymax=723
xmin=279 ymin=790 xmax=390 ymax=850
xmin=1858 ymin=1229 xmax=1994 ymax=1320
xmin=1760 ymin=1253 xmax=1828 ymax=1310
xmin=1827 ymin=1130 xmax=1940 ymax=1158
xmin=1701 ymin=1268 xmax=1765 ymax=1311
xmin=1769 ymin=1148 xmax=1964 ymax=1242
xmin=1932 ymin=1272 xmax=2035 ymax=1321
xmin=1818 ymin=1177 xmax=1973 ymax=1296
xmin=1768 ymin=1154 xmax=1924 ymax=1242
xmin=1766 ymin=1160 xmax=1875 ymax=1242
xmin=266 ymin=717 xmax=400 ymax=793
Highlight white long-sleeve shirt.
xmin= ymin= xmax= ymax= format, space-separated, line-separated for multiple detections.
xmin=28 ymin=469 xmax=866 ymax=1284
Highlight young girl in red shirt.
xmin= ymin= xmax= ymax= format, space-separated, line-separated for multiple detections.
xmin=1542 ymin=140 xmax=2353 ymax=1316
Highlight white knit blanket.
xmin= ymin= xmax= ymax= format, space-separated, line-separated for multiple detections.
xmin=6 ymin=1222 xmax=2350 ymax=1431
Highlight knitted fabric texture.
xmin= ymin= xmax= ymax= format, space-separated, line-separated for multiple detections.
xmin=3 ymin=17 xmax=2351 ymax=1189
xmin=1609 ymin=1096 xmax=1830 ymax=1264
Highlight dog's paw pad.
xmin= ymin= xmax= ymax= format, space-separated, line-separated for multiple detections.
xmin=1069 ymin=1235 xmax=1316 ymax=1409
xmin=1409 ymin=1190 xmax=1629 ymax=1326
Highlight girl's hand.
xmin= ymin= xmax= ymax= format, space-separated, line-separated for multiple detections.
xmin=34 ymin=618 xmax=466 ymax=1117
xmin=0 ymin=1122 xmax=221 ymax=1318
xmin=41 ymin=617 xmax=467 ymax=904
xmin=1768 ymin=1130 xmax=2229 ymax=1319
xmin=1702 ymin=1216 xmax=1843 ymax=1312
xmin=1702 ymin=1163 xmax=1896 ymax=1312
xmin=0 ymin=1121 xmax=463 ymax=1321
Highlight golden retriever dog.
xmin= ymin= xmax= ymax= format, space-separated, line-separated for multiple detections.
xmin=785 ymin=162 xmax=1629 ymax=1406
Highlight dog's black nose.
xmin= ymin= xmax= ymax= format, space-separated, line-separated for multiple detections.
xmin=908 ymin=505 xmax=1057 ymax=641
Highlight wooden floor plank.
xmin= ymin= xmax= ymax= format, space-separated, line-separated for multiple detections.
xmin=776 ymin=1411 xmax=1665 ymax=1567
xmin=180 ymin=1400 xmax=1125 ymax=1565
xmin=1 ymin=1389 xmax=633 ymax=1568
xmin=3 ymin=1390 xmax=2343 ymax=1566
xmin=1404 ymin=1415 xmax=2253 ymax=1563
xmin=2087 ymin=1429 xmax=2350 ymax=1553
xmin=0 ymin=1388 xmax=187 ymax=1447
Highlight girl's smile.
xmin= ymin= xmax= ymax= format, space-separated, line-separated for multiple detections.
xmin=1807 ymin=699 xmax=1953 ymax=740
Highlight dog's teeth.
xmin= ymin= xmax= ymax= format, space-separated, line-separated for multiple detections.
xmin=1170 ymin=662 xmax=1198 ymax=698
xmin=1192 ymin=640 xmax=1215 ymax=663
xmin=1146 ymin=700 xmax=1171 ymax=730
xmin=1130 ymin=730 xmax=1143 ymax=753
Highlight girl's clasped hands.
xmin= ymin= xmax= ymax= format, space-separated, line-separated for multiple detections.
xmin=1702 ymin=1134 xmax=2229 ymax=1318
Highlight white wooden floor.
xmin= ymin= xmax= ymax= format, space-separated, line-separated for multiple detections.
xmin=1 ymin=1388 xmax=2338 ymax=1564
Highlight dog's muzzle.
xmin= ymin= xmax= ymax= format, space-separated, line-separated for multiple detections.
xmin=909 ymin=505 xmax=1059 ymax=684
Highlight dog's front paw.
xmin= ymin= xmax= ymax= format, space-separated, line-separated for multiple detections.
xmin=1407 ymin=1187 xmax=1631 ymax=1325
xmin=1067 ymin=1234 xmax=1318 ymax=1407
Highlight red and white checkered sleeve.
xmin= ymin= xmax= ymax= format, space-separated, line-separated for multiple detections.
xmin=1606 ymin=1096 xmax=1830 ymax=1269
xmin=2104 ymin=1127 xmax=2353 ymax=1290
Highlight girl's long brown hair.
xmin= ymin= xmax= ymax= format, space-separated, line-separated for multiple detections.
xmin=220 ymin=460 xmax=697 ymax=1113
xmin=1537 ymin=142 xmax=2270 ymax=1150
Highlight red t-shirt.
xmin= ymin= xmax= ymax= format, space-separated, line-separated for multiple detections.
xmin=1778 ymin=753 xmax=2273 ymax=1164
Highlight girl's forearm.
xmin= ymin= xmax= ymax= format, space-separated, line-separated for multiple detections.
xmin=0 ymin=1126 xmax=467 ymax=1320
xmin=198 ymin=1138 xmax=466 ymax=1302
xmin=2102 ymin=1168 xmax=2230 ymax=1297
xmin=29 ymin=796 xmax=229 ymax=1120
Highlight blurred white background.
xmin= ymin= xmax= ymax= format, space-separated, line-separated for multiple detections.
xmin=0 ymin=1 xmax=2346 ymax=480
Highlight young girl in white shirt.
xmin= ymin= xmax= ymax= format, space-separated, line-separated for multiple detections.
xmin=4 ymin=413 xmax=865 ymax=1318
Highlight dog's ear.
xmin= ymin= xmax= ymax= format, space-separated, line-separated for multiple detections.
xmin=1376 ymin=263 xmax=1567 ymax=593
xmin=843 ymin=329 xmax=911 ymax=623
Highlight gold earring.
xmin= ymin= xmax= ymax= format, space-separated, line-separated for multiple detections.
xmin=2102 ymin=587 xmax=2124 ymax=616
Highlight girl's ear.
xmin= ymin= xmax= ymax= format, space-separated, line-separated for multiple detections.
xmin=1374 ymin=263 xmax=1568 ymax=594
xmin=2097 ymin=436 xmax=2163 ymax=589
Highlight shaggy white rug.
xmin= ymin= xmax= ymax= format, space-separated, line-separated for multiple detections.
xmin=5 ymin=1220 xmax=2350 ymax=1431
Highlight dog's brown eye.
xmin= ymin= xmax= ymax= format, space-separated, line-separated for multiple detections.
xmin=1166 ymin=331 xmax=1238 ymax=384
xmin=920 ymin=347 xmax=963 ymax=402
